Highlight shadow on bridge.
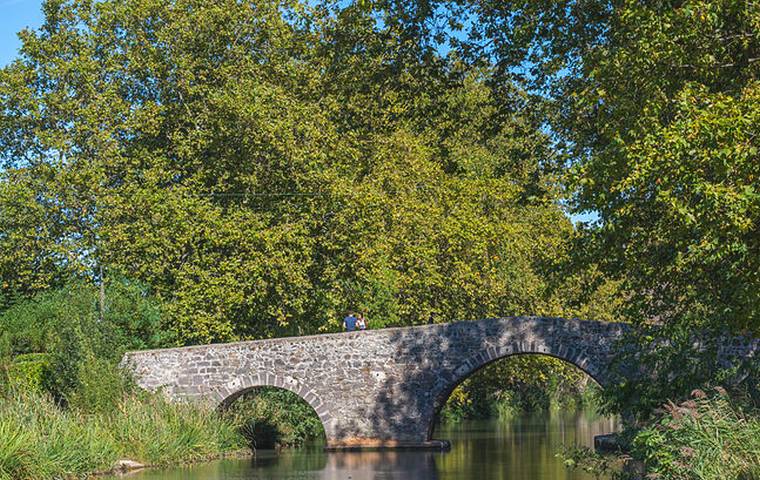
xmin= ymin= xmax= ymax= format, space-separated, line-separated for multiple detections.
xmin=359 ymin=318 xmax=609 ymax=446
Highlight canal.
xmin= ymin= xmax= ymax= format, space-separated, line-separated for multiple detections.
xmin=118 ymin=408 xmax=618 ymax=480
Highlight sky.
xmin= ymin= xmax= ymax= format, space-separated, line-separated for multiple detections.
xmin=1 ymin=0 xmax=43 ymax=67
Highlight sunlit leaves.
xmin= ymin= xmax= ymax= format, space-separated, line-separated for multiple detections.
xmin=0 ymin=0 xmax=611 ymax=345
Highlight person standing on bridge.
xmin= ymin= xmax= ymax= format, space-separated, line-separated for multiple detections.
xmin=356 ymin=313 xmax=367 ymax=330
xmin=343 ymin=311 xmax=358 ymax=332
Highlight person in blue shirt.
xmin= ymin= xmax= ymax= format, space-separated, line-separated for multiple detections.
xmin=343 ymin=312 xmax=358 ymax=332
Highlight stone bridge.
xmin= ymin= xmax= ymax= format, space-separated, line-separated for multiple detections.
xmin=122 ymin=317 xmax=757 ymax=449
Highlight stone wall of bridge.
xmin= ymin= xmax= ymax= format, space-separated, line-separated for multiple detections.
xmin=122 ymin=316 xmax=757 ymax=449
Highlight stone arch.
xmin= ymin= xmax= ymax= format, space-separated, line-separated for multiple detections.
xmin=427 ymin=344 xmax=607 ymax=438
xmin=211 ymin=373 xmax=333 ymax=433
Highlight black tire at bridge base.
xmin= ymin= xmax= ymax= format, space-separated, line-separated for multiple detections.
xmin=594 ymin=433 xmax=622 ymax=453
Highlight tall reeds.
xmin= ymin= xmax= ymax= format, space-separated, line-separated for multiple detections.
xmin=631 ymin=389 xmax=760 ymax=480
xmin=0 ymin=391 xmax=244 ymax=480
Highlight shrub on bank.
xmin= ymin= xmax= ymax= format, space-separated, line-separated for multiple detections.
xmin=0 ymin=283 xmax=324 ymax=478
xmin=3 ymin=354 xmax=51 ymax=393
xmin=0 ymin=280 xmax=165 ymax=404
xmin=630 ymin=389 xmax=760 ymax=480
xmin=0 ymin=390 xmax=244 ymax=480
xmin=563 ymin=390 xmax=760 ymax=480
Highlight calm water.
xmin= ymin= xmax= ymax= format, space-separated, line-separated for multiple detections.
xmin=120 ymin=410 xmax=618 ymax=480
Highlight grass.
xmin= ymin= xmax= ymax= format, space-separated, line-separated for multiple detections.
xmin=630 ymin=388 xmax=760 ymax=480
xmin=563 ymin=389 xmax=760 ymax=480
xmin=0 ymin=391 xmax=245 ymax=480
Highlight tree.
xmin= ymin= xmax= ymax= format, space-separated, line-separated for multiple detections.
xmin=0 ymin=0 xmax=617 ymax=345
xmin=387 ymin=0 xmax=760 ymax=335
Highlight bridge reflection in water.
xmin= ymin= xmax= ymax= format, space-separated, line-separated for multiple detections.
xmin=113 ymin=409 xmax=619 ymax=480
xmin=252 ymin=450 xmax=440 ymax=479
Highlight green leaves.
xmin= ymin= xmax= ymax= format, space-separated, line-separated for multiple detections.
xmin=0 ymin=0 xmax=597 ymax=345
xmin=0 ymin=278 xmax=164 ymax=404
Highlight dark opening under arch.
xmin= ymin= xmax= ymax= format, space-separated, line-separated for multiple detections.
xmin=219 ymin=384 xmax=327 ymax=449
xmin=428 ymin=351 xmax=605 ymax=439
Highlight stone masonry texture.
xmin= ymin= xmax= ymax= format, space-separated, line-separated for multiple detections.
xmin=121 ymin=317 xmax=758 ymax=448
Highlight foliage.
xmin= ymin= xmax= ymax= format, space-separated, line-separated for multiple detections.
xmin=224 ymin=387 xmax=325 ymax=449
xmin=459 ymin=0 xmax=760 ymax=336
xmin=108 ymin=394 xmax=244 ymax=465
xmin=600 ymin=324 xmax=760 ymax=422
xmin=559 ymin=446 xmax=620 ymax=480
xmin=440 ymin=355 xmax=598 ymax=421
xmin=629 ymin=389 xmax=760 ymax=480
xmin=67 ymin=355 xmax=135 ymax=414
xmin=374 ymin=0 xmax=760 ymax=426
xmin=576 ymin=80 xmax=760 ymax=335
xmin=0 ymin=390 xmax=243 ymax=480
xmin=333 ymin=0 xmax=760 ymax=415
xmin=0 ymin=279 xmax=163 ymax=357
xmin=562 ymin=391 xmax=760 ymax=480
xmin=415 ymin=0 xmax=760 ymax=337
xmin=2 ymin=3 xmax=757 ymax=478
xmin=0 ymin=280 xmax=164 ymax=405
xmin=3 ymin=354 xmax=51 ymax=394
xmin=0 ymin=0 xmax=624 ymax=346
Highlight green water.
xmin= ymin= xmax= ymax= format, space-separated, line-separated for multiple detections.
xmin=121 ymin=410 xmax=618 ymax=480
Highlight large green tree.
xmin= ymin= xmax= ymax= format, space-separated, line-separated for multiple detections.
xmin=418 ymin=0 xmax=760 ymax=335
xmin=446 ymin=0 xmax=760 ymax=417
xmin=312 ymin=0 xmax=760 ymax=417
xmin=0 ymin=0 xmax=613 ymax=344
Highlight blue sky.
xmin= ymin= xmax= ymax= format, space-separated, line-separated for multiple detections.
xmin=1 ymin=0 xmax=43 ymax=67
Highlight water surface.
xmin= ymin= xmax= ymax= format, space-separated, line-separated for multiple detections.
xmin=121 ymin=410 xmax=617 ymax=480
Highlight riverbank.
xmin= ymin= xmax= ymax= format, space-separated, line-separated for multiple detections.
xmin=0 ymin=391 xmax=246 ymax=480
xmin=563 ymin=390 xmax=760 ymax=480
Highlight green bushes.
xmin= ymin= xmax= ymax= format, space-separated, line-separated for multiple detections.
xmin=0 ymin=282 xmax=249 ymax=479
xmin=561 ymin=391 xmax=760 ymax=480
xmin=0 ymin=282 xmax=326 ymax=479
xmin=4 ymin=354 xmax=51 ymax=393
xmin=630 ymin=390 xmax=760 ymax=480
xmin=598 ymin=325 xmax=760 ymax=423
xmin=0 ymin=280 xmax=165 ymax=405
xmin=0 ymin=391 xmax=244 ymax=480
xmin=439 ymin=355 xmax=597 ymax=422
xmin=224 ymin=387 xmax=325 ymax=449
